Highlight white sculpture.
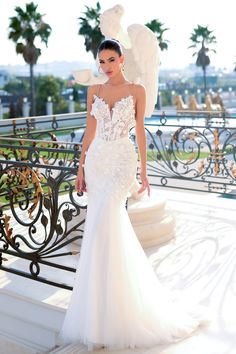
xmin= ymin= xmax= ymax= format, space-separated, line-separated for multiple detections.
xmin=73 ymin=4 xmax=160 ymax=117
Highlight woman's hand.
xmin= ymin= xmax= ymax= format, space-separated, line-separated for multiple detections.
xmin=75 ymin=166 xmax=87 ymax=194
xmin=138 ymin=171 xmax=150 ymax=197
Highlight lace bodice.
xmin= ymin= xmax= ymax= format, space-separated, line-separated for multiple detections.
xmin=90 ymin=94 xmax=136 ymax=141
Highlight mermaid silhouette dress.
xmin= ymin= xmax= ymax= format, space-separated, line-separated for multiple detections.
xmin=58 ymin=94 xmax=206 ymax=351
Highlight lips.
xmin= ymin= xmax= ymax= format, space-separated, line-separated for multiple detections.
xmin=106 ymin=71 xmax=113 ymax=75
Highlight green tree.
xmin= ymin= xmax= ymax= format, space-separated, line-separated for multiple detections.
xmin=189 ymin=25 xmax=216 ymax=93
xmin=4 ymin=79 xmax=30 ymax=118
xmin=4 ymin=79 xmax=30 ymax=97
xmin=8 ymin=2 xmax=52 ymax=116
xmin=35 ymin=75 xmax=64 ymax=115
xmin=78 ymin=1 xmax=103 ymax=59
xmin=145 ymin=19 xmax=169 ymax=51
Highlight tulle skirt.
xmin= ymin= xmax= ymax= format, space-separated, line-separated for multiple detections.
xmin=57 ymin=136 xmax=208 ymax=351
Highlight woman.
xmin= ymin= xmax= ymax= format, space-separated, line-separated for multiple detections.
xmin=58 ymin=39 xmax=207 ymax=351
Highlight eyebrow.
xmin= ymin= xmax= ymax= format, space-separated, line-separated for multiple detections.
xmin=99 ymin=56 xmax=115 ymax=62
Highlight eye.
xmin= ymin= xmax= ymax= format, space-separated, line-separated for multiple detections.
xmin=109 ymin=58 xmax=115 ymax=62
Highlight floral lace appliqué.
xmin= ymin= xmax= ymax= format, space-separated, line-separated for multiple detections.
xmin=90 ymin=95 xmax=136 ymax=141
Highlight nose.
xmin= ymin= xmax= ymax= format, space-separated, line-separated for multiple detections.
xmin=105 ymin=64 xmax=111 ymax=72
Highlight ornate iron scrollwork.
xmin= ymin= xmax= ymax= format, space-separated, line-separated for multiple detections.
xmin=145 ymin=112 xmax=236 ymax=194
xmin=0 ymin=137 xmax=86 ymax=289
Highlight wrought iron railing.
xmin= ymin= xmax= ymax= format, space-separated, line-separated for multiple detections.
xmin=0 ymin=109 xmax=236 ymax=290
xmin=144 ymin=111 xmax=236 ymax=195
xmin=0 ymin=136 xmax=84 ymax=290
xmin=0 ymin=111 xmax=86 ymax=142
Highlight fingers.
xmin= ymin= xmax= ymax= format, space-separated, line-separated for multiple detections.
xmin=147 ymin=183 xmax=150 ymax=197
xmin=76 ymin=178 xmax=87 ymax=193
xmin=138 ymin=184 xmax=145 ymax=194
xmin=138 ymin=178 xmax=151 ymax=197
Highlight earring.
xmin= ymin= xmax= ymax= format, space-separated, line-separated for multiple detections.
xmin=120 ymin=63 xmax=125 ymax=71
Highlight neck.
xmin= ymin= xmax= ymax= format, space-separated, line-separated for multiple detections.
xmin=107 ymin=72 xmax=127 ymax=86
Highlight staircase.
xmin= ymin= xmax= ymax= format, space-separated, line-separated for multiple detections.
xmin=0 ymin=275 xmax=68 ymax=354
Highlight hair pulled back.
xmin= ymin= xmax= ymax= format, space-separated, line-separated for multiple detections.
xmin=98 ymin=39 xmax=123 ymax=57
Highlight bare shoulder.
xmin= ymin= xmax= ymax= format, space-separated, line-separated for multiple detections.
xmin=132 ymin=83 xmax=146 ymax=98
xmin=132 ymin=84 xmax=146 ymax=101
xmin=87 ymin=84 xmax=101 ymax=97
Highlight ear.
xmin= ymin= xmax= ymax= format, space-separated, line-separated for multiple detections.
xmin=120 ymin=54 xmax=124 ymax=65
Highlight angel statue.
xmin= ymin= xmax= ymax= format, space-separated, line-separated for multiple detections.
xmin=73 ymin=4 xmax=160 ymax=117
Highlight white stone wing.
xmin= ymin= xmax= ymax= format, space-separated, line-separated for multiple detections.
xmin=125 ymin=24 xmax=160 ymax=117
xmin=72 ymin=69 xmax=107 ymax=86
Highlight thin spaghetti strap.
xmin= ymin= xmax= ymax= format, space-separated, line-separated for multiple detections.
xmin=128 ymin=82 xmax=134 ymax=97
xmin=97 ymin=84 xmax=102 ymax=97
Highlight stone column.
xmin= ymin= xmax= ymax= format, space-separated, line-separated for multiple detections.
xmin=22 ymin=97 xmax=30 ymax=117
xmin=184 ymin=89 xmax=189 ymax=105
xmin=46 ymin=96 xmax=53 ymax=115
xmin=197 ymin=89 xmax=201 ymax=104
xmin=68 ymin=95 xmax=75 ymax=113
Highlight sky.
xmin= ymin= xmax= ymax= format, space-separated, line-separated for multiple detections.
xmin=0 ymin=0 xmax=235 ymax=70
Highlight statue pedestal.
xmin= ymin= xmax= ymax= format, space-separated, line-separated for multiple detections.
xmin=128 ymin=188 xmax=175 ymax=248
xmin=70 ymin=188 xmax=175 ymax=249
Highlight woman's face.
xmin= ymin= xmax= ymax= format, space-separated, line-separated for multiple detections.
xmin=98 ymin=49 xmax=124 ymax=78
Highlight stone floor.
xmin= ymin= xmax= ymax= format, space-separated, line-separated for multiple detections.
xmin=48 ymin=189 xmax=236 ymax=354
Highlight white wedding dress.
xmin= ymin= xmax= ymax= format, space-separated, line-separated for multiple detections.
xmin=58 ymin=94 xmax=207 ymax=351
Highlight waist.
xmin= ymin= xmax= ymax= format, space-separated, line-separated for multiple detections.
xmin=94 ymin=135 xmax=132 ymax=144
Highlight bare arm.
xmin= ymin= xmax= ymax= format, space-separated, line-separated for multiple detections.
xmin=135 ymin=85 xmax=150 ymax=196
xmin=76 ymin=86 xmax=97 ymax=192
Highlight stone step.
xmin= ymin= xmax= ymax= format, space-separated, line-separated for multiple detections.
xmin=0 ymin=333 xmax=43 ymax=354
xmin=0 ymin=266 xmax=73 ymax=354
xmin=45 ymin=343 xmax=85 ymax=354
xmin=128 ymin=190 xmax=167 ymax=215
xmin=128 ymin=196 xmax=166 ymax=223
xmin=128 ymin=189 xmax=175 ymax=247
xmin=0 ymin=285 xmax=66 ymax=353
xmin=46 ymin=343 xmax=148 ymax=354
xmin=135 ymin=214 xmax=175 ymax=248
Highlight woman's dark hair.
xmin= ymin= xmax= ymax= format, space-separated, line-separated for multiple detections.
xmin=97 ymin=39 xmax=123 ymax=57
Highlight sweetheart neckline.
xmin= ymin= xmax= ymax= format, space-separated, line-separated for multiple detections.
xmin=93 ymin=94 xmax=134 ymax=116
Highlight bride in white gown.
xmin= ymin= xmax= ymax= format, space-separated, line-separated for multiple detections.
xmin=58 ymin=39 xmax=208 ymax=351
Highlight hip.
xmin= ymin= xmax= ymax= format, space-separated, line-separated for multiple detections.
xmin=85 ymin=136 xmax=137 ymax=163
xmin=89 ymin=135 xmax=136 ymax=148
xmin=84 ymin=136 xmax=138 ymax=198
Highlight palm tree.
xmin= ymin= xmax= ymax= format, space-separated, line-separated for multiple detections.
xmin=189 ymin=25 xmax=216 ymax=93
xmin=145 ymin=19 xmax=169 ymax=51
xmin=8 ymin=2 xmax=52 ymax=116
xmin=78 ymin=2 xmax=103 ymax=59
